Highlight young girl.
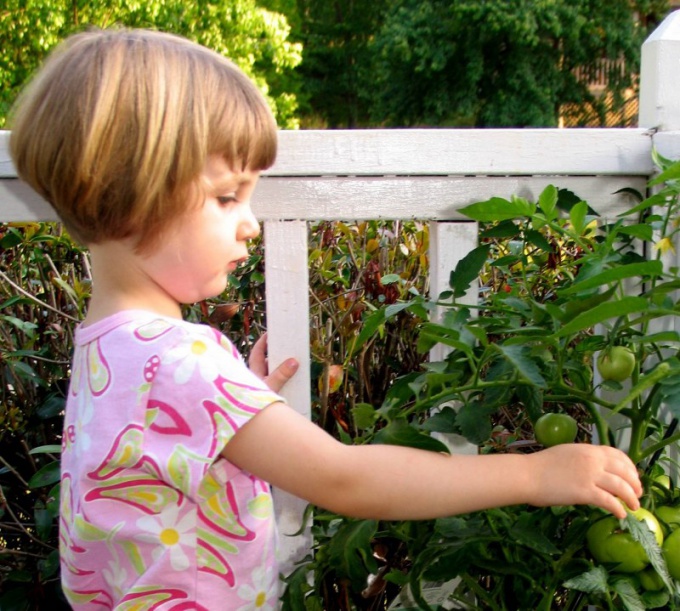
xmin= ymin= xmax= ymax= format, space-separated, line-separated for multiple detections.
xmin=10 ymin=29 xmax=642 ymax=610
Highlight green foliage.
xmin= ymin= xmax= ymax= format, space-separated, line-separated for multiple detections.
xmin=0 ymin=216 xmax=430 ymax=607
xmin=290 ymin=0 xmax=390 ymax=127
xmin=368 ymin=0 xmax=668 ymax=126
xmin=0 ymin=223 xmax=88 ymax=609
xmin=307 ymin=220 xmax=429 ymax=438
xmin=279 ymin=0 xmax=669 ymax=127
xmin=284 ymin=159 xmax=680 ymax=609
xmin=0 ymin=0 xmax=302 ymax=129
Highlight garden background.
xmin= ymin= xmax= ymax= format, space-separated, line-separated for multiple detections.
xmin=2 ymin=1 xmax=679 ymax=610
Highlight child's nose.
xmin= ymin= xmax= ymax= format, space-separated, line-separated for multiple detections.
xmin=240 ymin=205 xmax=260 ymax=240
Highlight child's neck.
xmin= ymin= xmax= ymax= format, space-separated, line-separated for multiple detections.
xmin=83 ymin=241 xmax=183 ymax=327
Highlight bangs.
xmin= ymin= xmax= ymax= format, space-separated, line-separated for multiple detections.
xmin=206 ymin=64 xmax=278 ymax=172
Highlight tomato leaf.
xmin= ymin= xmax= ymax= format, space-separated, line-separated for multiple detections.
xmin=373 ymin=419 xmax=450 ymax=454
xmin=610 ymin=576 xmax=646 ymax=611
xmin=326 ymin=520 xmax=379 ymax=592
xmin=456 ymin=400 xmax=495 ymax=445
xmin=563 ymin=566 xmax=608 ymax=594
xmin=351 ymin=403 xmax=378 ymax=430
xmin=459 ymin=197 xmax=534 ymax=222
xmin=497 ymin=344 xmax=547 ymax=388
xmin=420 ymin=406 xmax=458 ymax=434
xmin=623 ymin=514 xmax=675 ymax=594
xmin=509 ymin=513 xmax=560 ymax=555
xmin=449 ymin=245 xmax=490 ymax=298
xmin=551 ymin=297 xmax=649 ymax=338
xmin=515 ymin=386 xmax=543 ymax=423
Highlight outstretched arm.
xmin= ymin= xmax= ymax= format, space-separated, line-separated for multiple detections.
xmin=222 ymin=402 xmax=642 ymax=521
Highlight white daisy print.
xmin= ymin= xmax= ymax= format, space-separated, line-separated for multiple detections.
xmin=136 ymin=504 xmax=196 ymax=571
xmin=72 ymin=389 xmax=94 ymax=456
xmin=237 ymin=565 xmax=278 ymax=610
xmin=163 ymin=337 xmax=220 ymax=384
xmin=102 ymin=559 xmax=128 ymax=599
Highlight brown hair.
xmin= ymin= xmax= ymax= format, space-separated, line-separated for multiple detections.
xmin=9 ymin=28 xmax=277 ymax=251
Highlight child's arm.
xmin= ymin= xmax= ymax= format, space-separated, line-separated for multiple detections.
xmin=222 ymin=402 xmax=642 ymax=521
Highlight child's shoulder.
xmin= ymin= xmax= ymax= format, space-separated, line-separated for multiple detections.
xmin=76 ymin=310 xmax=238 ymax=357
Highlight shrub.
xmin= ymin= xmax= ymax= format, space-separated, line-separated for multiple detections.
xmin=0 ymin=218 xmax=429 ymax=608
xmin=283 ymin=160 xmax=680 ymax=610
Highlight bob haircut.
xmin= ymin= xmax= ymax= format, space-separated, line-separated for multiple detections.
xmin=9 ymin=28 xmax=277 ymax=251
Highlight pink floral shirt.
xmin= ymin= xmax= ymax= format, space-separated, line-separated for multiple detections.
xmin=59 ymin=311 xmax=284 ymax=610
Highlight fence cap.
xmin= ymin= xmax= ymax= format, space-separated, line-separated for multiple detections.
xmin=645 ymin=9 xmax=680 ymax=43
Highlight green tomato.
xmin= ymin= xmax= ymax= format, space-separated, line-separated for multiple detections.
xmin=655 ymin=474 xmax=672 ymax=491
xmin=638 ymin=567 xmax=665 ymax=591
xmin=586 ymin=509 xmax=664 ymax=574
xmin=534 ymin=413 xmax=578 ymax=447
xmin=663 ymin=528 xmax=680 ymax=580
xmin=657 ymin=504 xmax=680 ymax=536
xmin=630 ymin=507 xmax=665 ymax=547
xmin=596 ymin=346 xmax=636 ymax=382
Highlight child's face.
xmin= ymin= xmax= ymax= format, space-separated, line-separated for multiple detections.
xmin=138 ymin=155 xmax=261 ymax=305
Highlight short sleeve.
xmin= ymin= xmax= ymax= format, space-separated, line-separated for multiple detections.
xmin=141 ymin=325 xmax=284 ymax=502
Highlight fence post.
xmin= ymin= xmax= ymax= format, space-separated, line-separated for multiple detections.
xmin=428 ymin=220 xmax=479 ymax=456
xmin=639 ymin=9 xmax=680 ymax=130
xmin=638 ymin=10 xmax=680 ymax=475
xmin=263 ymin=219 xmax=313 ymax=576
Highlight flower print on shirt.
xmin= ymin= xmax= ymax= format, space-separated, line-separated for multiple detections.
xmin=61 ymin=313 xmax=285 ymax=610
xmin=136 ymin=503 xmax=196 ymax=571
xmin=102 ymin=558 xmax=128 ymax=600
xmin=67 ymin=337 xmax=113 ymax=455
xmin=236 ymin=565 xmax=278 ymax=610
xmin=163 ymin=335 xmax=222 ymax=384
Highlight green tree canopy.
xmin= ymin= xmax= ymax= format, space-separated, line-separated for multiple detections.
xmin=292 ymin=0 xmax=389 ymax=127
xmin=282 ymin=0 xmax=668 ymax=127
xmin=368 ymin=0 xmax=668 ymax=127
xmin=0 ymin=0 xmax=302 ymax=128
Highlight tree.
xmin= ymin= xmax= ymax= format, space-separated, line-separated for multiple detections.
xmin=0 ymin=0 xmax=302 ymax=128
xmin=290 ymin=0 xmax=390 ymax=128
xmin=367 ymin=0 xmax=669 ymax=127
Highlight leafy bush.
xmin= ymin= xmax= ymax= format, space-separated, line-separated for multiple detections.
xmin=0 ymin=223 xmax=87 ymax=610
xmin=0 ymin=218 xmax=428 ymax=608
xmin=283 ymin=155 xmax=680 ymax=610
xmin=6 ymin=157 xmax=680 ymax=610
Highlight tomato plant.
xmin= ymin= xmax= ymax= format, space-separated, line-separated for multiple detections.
xmin=534 ymin=412 xmax=578 ymax=447
xmin=285 ymin=163 xmax=680 ymax=610
xmin=656 ymin=504 xmax=680 ymax=535
xmin=586 ymin=509 xmax=663 ymax=573
xmin=587 ymin=516 xmax=652 ymax=573
xmin=664 ymin=528 xmax=680 ymax=580
xmin=596 ymin=345 xmax=636 ymax=382
xmin=639 ymin=567 xmax=665 ymax=591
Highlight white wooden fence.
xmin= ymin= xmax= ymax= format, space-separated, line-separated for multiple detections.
xmin=3 ymin=9 xmax=680 ymax=574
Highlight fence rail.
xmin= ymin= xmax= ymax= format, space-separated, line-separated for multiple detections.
xmin=3 ymin=9 xmax=680 ymax=573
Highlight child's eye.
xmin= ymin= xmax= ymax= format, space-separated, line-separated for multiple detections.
xmin=217 ymin=195 xmax=238 ymax=206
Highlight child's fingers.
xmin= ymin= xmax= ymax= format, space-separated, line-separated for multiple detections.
xmin=591 ymin=447 xmax=641 ymax=517
xmin=264 ymin=358 xmax=299 ymax=392
xmin=596 ymin=471 xmax=640 ymax=513
xmin=248 ymin=334 xmax=268 ymax=377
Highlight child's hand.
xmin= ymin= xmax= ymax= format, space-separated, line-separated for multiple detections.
xmin=528 ymin=444 xmax=642 ymax=519
xmin=249 ymin=333 xmax=299 ymax=392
